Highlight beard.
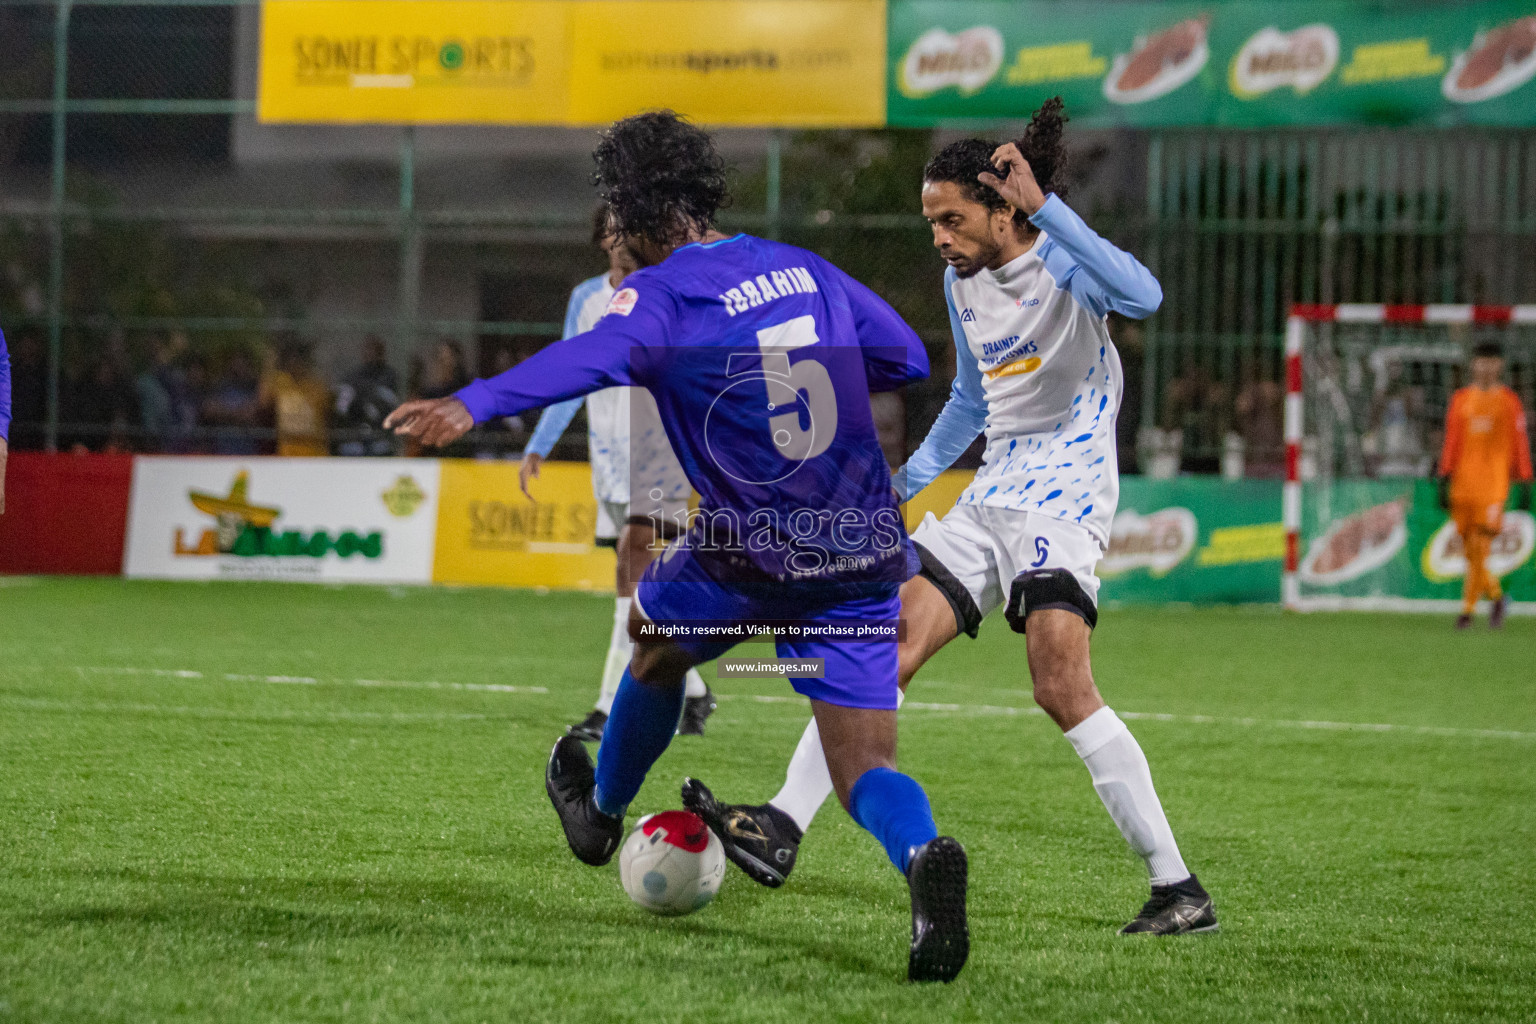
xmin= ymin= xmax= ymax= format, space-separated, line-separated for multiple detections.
xmin=944 ymin=238 xmax=1004 ymax=279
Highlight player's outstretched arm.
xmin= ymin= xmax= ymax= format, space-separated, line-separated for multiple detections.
xmin=522 ymin=276 xmax=610 ymax=462
xmin=384 ymin=396 xmax=475 ymax=448
xmin=892 ymin=272 xmax=987 ymax=502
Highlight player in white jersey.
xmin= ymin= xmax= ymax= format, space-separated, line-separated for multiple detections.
xmin=521 ymin=207 xmax=714 ymax=741
xmin=685 ymin=101 xmax=1217 ymax=936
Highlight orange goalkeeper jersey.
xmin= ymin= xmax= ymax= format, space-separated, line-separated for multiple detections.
xmin=1439 ymin=384 xmax=1533 ymax=506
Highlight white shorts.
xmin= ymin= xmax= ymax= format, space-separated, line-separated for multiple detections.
xmin=594 ymin=496 xmax=690 ymax=548
xmin=910 ymin=502 xmax=1105 ymax=636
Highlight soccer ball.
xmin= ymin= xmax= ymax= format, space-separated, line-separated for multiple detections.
xmin=618 ymin=810 xmax=726 ymax=916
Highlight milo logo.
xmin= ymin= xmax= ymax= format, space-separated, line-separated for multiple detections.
xmin=1231 ymin=24 xmax=1340 ymax=97
xmin=1421 ymin=511 xmax=1535 ymax=582
xmin=1100 ymin=507 xmax=1197 ymax=577
xmin=899 ymin=26 xmax=1004 ymax=97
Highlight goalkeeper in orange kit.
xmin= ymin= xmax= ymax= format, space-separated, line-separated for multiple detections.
xmin=1437 ymin=342 xmax=1534 ymax=629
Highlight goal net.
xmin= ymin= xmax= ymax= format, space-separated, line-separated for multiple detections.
xmin=1283 ymin=304 xmax=1536 ymax=613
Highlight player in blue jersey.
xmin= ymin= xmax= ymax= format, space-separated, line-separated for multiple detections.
xmin=684 ymin=103 xmax=1217 ymax=936
xmin=385 ymin=112 xmax=970 ymax=982
xmin=0 ymin=327 xmax=10 ymax=515
xmin=522 ymin=206 xmax=714 ymax=741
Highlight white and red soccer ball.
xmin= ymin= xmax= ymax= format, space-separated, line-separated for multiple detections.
xmin=618 ymin=810 xmax=725 ymax=916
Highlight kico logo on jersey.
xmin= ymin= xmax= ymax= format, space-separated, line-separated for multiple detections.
xmin=172 ymin=470 xmax=386 ymax=560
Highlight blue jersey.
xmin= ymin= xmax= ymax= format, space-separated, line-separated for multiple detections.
xmin=456 ymin=234 xmax=929 ymax=583
xmin=0 ymin=327 xmax=10 ymax=442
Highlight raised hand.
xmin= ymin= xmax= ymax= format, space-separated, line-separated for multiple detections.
xmin=383 ymin=397 xmax=474 ymax=448
xmin=977 ymin=143 xmax=1048 ymax=217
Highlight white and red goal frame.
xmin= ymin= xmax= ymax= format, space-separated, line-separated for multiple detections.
xmin=1282 ymin=303 xmax=1536 ymax=610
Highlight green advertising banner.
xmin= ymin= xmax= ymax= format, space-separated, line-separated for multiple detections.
xmin=1297 ymin=479 xmax=1536 ymax=604
xmin=889 ymin=1 xmax=1536 ymax=127
xmin=1099 ymin=478 xmax=1285 ymax=605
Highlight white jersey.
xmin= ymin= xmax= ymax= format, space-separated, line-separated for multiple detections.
xmin=528 ymin=274 xmax=689 ymax=508
xmin=897 ymin=194 xmax=1161 ymax=548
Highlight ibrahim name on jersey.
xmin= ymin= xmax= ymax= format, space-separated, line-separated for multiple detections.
xmin=455 ymin=234 xmax=929 ymax=586
xmin=528 ymin=274 xmax=690 ymax=510
xmin=895 ymin=194 xmax=1162 ymax=549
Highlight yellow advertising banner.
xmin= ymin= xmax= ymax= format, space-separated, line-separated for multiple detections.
xmin=258 ymin=0 xmax=885 ymax=126
xmin=430 ymin=457 xmax=972 ymax=592
xmin=258 ymin=1 xmax=571 ymax=124
xmin=901 ymin=468 xmax=971 ymax=532
xmin=567 ymin=0 xmax=887 ymax=126
xmin=433 ymin=459 xmax=616 ymax=591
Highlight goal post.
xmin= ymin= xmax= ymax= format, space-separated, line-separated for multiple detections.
xmin=1283 ymin=303 xmax=1536 ymax=613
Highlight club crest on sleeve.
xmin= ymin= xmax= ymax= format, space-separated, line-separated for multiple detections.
xmin=606 ymin=288 xmax=639 ymax=316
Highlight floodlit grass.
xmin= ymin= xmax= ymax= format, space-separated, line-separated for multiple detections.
xmin=2 ymin=578 xmax=1533 ymax=1022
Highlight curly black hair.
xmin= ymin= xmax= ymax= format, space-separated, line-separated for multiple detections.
xmin=923 ymin=96 xmax=1071 ymax=222
xmin=589 ymin=202 xmax=612 ymax=247
xmin=592 ymin=111 xmax=731 ymax=248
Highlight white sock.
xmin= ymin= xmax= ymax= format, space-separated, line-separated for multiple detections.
xmin=769 ymin=689 xmax=904 ymax=834
xmin=594 ymin=597 xmax=632 ymax=715
xmin=1064 ymin=706 xmax=1190 ymax=886
xmin=684 ymin=668 xmax=707 ymax=699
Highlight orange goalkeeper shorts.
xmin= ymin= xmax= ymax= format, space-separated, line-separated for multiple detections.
xmin=1452 ymin=500 xmax=1504 ymax=537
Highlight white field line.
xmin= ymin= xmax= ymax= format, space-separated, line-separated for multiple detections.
xmin=51 ymin=666 xmax=547 ymax=695
xmin=714 ymin=693 xmax=1536 ymax=741
xmin=11 ymin=666 xmax=1531 ymax=741
xmin=0 ymin=694 xmax=490 ymax=723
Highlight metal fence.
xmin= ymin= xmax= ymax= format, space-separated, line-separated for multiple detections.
xmin=4 ymin=0 xmax=1535 ymax=473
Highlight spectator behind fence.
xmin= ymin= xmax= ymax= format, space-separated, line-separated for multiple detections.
xmin=1161 ymin=362 xmax=1230 ymax=474
xmin=8 ymin=331 xmax=45 ymax=450
xmin=1234 ymin=373 xmax=1285 ymax=478
xmin=471 ymin=346 xmax=528 ymax=458
xmin=68 ymin=345 xmax=137 ymax=453
xmin=136 ymin=332 xmax=199 ymax=453
xmin=203 ymin=350 xmax=261 ymax=456
xmin=416 ymin=338 xmax=470 ymax=400
xmin=1368 ymin=364 xmax=1432 ymax=478
xmin=259 ymin=342 xmax=329 ymax=456
xmin=334 ymin=336 xmax=400 ymax=456
xmin=411 ymin=339 xmax=472 ymax=457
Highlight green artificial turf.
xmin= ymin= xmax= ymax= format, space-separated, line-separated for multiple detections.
xmin=1 ymin=577 xmax=1533 ymax=1022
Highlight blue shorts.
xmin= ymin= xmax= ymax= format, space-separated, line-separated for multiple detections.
xmin=634 ymin=540 xmax=903 ymax=710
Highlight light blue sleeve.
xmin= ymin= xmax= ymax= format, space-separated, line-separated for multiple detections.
xmin=891 ymin=269 xmax=988 ymax=501
xmin=1030 ymin=193 xmax=1162 ymax=320
xmin=524 ymin=276 xmax=603 ymax=456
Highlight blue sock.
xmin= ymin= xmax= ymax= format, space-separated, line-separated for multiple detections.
xmin=847 ymin=767 xmax=939 ymax=874
xmin=592 ymin=667 xmax=684 ymax=818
